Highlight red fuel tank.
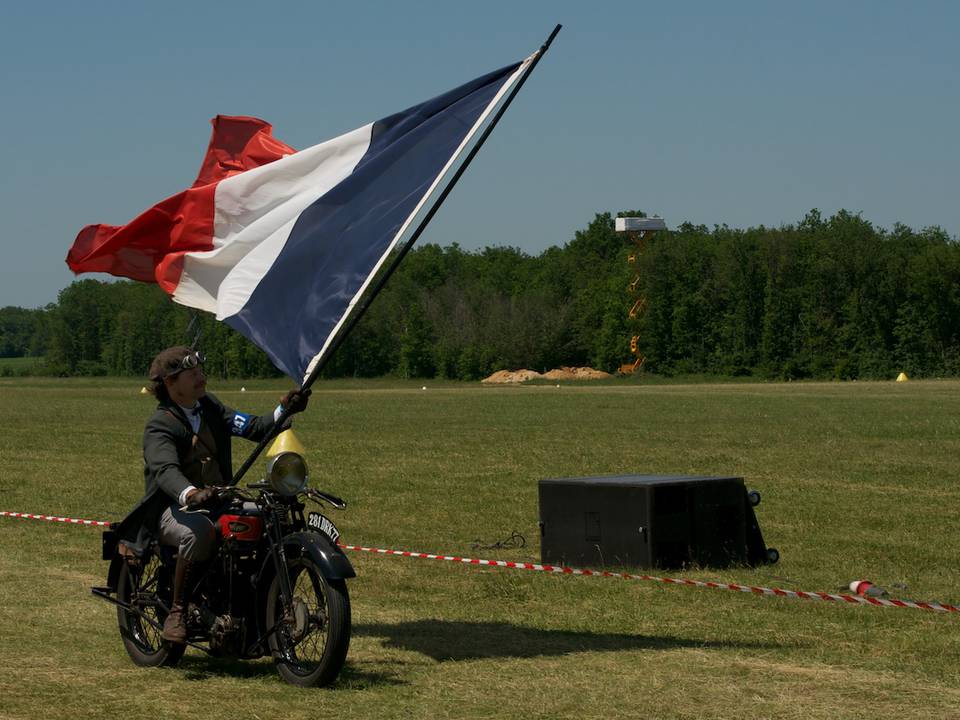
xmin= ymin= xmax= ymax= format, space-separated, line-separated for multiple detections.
xmin=218 ymin=514 xmax=264 ymax=542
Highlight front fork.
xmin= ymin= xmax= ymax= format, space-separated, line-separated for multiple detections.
xmin=265 ymin=504 xmax=296 ymax=613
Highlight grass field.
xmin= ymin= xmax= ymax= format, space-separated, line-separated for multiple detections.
xmin=1 ymin=377 xmax=958 ymax=719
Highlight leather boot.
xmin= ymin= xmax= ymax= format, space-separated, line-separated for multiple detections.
xmin=161 ymin=555 xmax=197 ymax=644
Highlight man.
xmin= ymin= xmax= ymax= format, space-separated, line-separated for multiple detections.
xmin=116 ymin=345 xmax=310 ymax=644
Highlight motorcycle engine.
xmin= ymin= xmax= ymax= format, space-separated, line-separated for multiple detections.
xmin=209 ymin=614 xmax=244 ymax=656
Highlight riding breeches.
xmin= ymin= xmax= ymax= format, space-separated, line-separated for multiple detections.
xmin=157 ymin=502 xmax=218 ymax=562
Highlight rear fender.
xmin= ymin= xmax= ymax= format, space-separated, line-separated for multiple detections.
xmin=103 ymin=530 xmax=139 ymax=592
xmin=106 ymin=554 xmax=125 ymax=592
xmin=103 ymin=531 xmax=154 ymax=593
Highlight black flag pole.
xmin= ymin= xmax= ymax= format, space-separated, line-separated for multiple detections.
xmin=231 ymin=24 xmax=562 ymax=484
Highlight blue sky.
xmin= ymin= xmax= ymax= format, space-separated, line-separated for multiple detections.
xmin=2 ymin=1 xmax=957 ymax=308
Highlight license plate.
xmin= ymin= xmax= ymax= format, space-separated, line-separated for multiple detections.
xmin=307 ymin=511 xmax=341 ymax=544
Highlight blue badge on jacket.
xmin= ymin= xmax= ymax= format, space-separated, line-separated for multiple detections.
xmin=231 ymin=412 xmax=251 ymax=436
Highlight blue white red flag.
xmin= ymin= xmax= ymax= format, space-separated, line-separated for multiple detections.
xmin=67 ymin=55 xmax=537 ymax=382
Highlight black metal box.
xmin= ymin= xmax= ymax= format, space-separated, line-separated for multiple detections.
xmin=539 ymin=474 xmax=756 ymax=569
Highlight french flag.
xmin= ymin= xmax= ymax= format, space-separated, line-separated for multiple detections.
xmin=67 ymin=57 xmax=534 ymax=382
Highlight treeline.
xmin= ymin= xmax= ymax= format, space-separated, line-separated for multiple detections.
xmin=636 ymin=209 xmax=960 ymax=379
xmin=3 ymin=209 xmax=958 ymax=380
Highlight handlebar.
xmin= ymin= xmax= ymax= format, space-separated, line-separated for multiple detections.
xmin=305 ymin=488 xmax=347 ymax=510
xmin=178 ymin=485 xmax=254 ymax=513
xmin=182 ymin=484 xmax=346 ymax=513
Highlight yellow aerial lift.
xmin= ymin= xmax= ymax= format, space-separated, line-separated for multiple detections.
xmin=615 ymin=216 xmax=666 ymax=374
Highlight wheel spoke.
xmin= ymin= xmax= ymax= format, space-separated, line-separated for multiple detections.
xmin=274 ymin=562 xmax=332 ymax=670
xmin=115 ymin=550 xmax=184 ymax=668
xmin=265 ymin=554 xmax=350 ymax=686
xmin=121 ymin=555 xmax=167 ymax=650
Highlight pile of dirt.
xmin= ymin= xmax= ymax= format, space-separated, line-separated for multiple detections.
xmin=481 ymin=369 xmax=543 ymax=384
xmin=481 ymin=366 xmax=612 ymax=384
xmin=542 ymin=366 xmax=612 ymax=381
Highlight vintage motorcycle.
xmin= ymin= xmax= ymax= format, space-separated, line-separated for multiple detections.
xmin=92 ymin=450 xmax=354 ymax=687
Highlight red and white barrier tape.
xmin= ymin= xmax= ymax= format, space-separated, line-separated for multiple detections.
xmin=339 ymin=543 xmax=959 ymax=614
xmin=3 ymin=510 xmax=957 ymax=614
xmin=0 ymin=511 xmax=111 ymax=527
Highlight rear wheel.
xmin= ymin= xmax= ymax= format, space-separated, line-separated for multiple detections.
xmin=266 ymin=557 xmax=350 ymax=687
xmin=116 ymin=552 xmax=185 ymax=667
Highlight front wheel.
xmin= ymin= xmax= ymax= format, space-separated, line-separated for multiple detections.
xmin=266 ymin=557 xmax=351 ymax=687
xmin=116 ymin=553 xmax=185 ymax=667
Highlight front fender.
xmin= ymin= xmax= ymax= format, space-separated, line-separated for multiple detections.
xmin=260 ymin=531 xmax=356 ymax=584
xmin=283 ymin=531 xmax=356 ymax=580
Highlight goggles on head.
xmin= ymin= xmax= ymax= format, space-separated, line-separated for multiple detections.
xmin=174 ymin=350 xmax=205 ymax=374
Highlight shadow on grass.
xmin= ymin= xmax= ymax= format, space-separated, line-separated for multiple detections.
xmin=167 ymin=620 xmax=781 ymax=684
xmin=355 ymin=619 xmax=782 ymax=662
xmin=177 ymin=654 xmax=405 ymax=689
xmin=179 ymin=655 xmax=275 ymax=681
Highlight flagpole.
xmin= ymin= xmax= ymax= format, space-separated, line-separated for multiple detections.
xmin=231 ymin=24 xmax=562 ymax=484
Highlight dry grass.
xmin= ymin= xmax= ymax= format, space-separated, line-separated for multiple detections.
xmin=0 ymin=376 xmax=958 ymax=719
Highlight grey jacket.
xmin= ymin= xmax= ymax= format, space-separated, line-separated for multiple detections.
xmin=116 ymin=392 xmax=275 ymax=543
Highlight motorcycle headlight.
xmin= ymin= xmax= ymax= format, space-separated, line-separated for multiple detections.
xmin=266 ymin=452 xmax=308 ymax=496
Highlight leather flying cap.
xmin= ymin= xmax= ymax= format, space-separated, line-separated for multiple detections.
xmin=148 ymin=346 xmax=199 ymax=381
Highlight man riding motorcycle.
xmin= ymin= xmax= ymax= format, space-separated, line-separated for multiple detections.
xmin=114 ymin=345 xmax=310 ymax=644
